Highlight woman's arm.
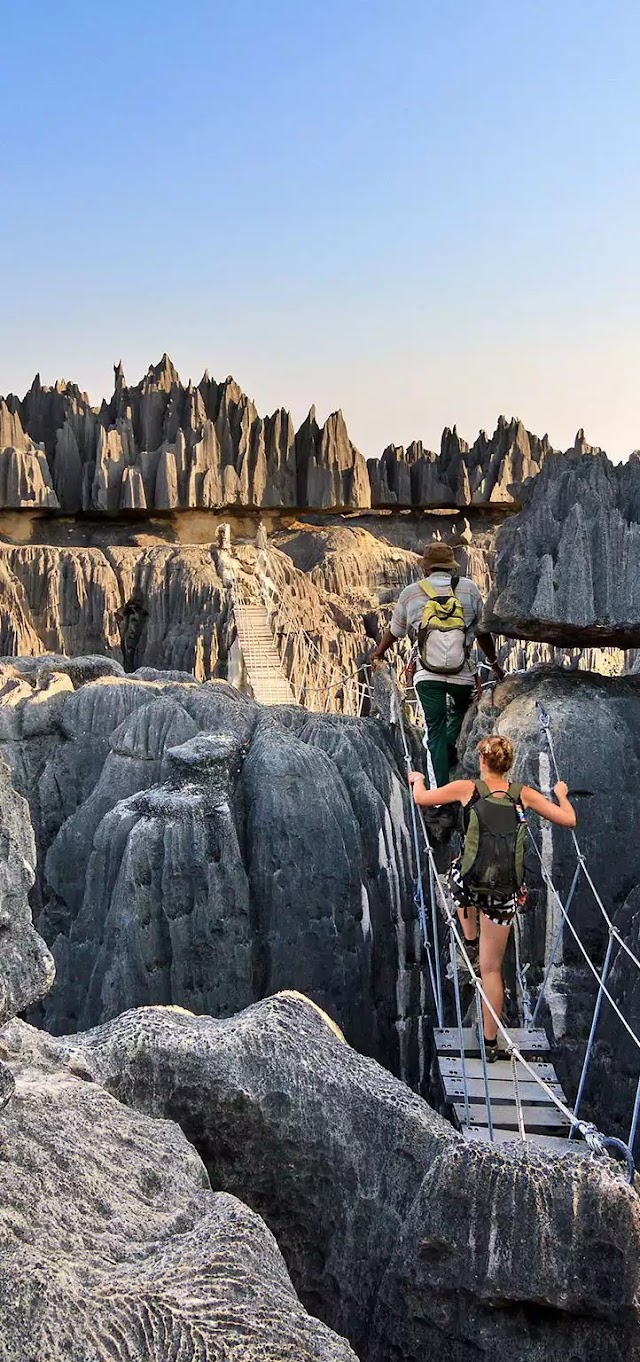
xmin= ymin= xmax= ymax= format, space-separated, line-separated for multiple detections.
xmin=521 ymin=781 xmax=576 ymax=828
xmin=409 ymin=774 xmax=475 ymax=808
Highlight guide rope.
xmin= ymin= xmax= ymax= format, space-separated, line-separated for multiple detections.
xmin=389 ymin=675 xmax=635 ymax=1181
xmin=230 ymin=584 xmax=637 ymax=1177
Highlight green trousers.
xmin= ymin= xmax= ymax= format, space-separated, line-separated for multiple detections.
xmin=415 ymin=680 xmax=474 ymax=788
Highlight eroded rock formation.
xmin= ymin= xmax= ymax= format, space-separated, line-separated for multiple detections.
xmin=0 ymin=539 xmax=377 ymax=685
xmin=3 ymin=357 xmax=631 ymax=513
xmin=0 ymin=663 xmax=423 ymax=1083
xmin=368 ymin=416 xmax=557 ymax=507
xmin=0 ymin=1016 xmax=356 ymax=1361
xmin=484 ymin=450 xmax=640 ymax=646
xmin=29 ymin=992 xmax=640 ymax=1362
xmin=0 ymin=753 xmax=54 ymax=1029
xmin=0 ymin=743 xmax=54 ymax=1111
xmin=1 ymin=359 xmax=371 ymax=512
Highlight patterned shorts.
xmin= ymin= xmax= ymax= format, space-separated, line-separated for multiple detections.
xmin=444 ymin=858 xmax=527 ymax=927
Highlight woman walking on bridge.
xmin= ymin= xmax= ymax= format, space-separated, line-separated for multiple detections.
xmin=409 ymin=735 xmax=576 ymax=1060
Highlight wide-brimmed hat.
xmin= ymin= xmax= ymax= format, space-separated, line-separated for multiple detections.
xmin=423 ymin=541 xmax=457 ymax=571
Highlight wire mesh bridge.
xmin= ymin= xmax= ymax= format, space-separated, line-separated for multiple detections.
xmin=230 ymin=568 xmax=639 ymax=1181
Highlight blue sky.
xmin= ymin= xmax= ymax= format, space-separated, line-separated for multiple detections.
xmin=1 ymin=0 xmax=638 ymax=459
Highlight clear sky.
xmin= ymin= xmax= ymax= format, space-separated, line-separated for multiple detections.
xmin=1 ymin=0 xmax=638 ymax=460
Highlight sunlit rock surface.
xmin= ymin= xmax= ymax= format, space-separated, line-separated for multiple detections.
xmin=0 ymin=1017 xmax=356 ymax=1361
xmin=31 ymin=992 xmax=640 ymax=1362
xmin=484 ymin=450 xmax=640 ymax=646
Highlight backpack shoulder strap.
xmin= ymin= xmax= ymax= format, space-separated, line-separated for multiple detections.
xmin=508 ymin=781 xmax=525 ymax=810
xmin=419 ymin=579 xmax=438 ymax=598
xmin=419 ymin=575 xmax=459 ymax=600
xmin=474 ymin=779 xmax=490 ymax=799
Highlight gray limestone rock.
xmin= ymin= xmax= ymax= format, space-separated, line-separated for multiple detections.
xmin=0 ymin=752 xmax=54 ymax=1033
xmin=51 ymin=993 xmax=640 ymax=1362
xmin=296 ymin=407 xmax=371 ymax=510
xmin=1 ymin=666 xmax=422 ymax=1081
xmin=0 ymin=1021 xmax=356 ymax=1361
xmin=0 ymin=443 xmax=59 ymax=509
xmin=3 ymin=357 xmax=372 ymax=511
xmin=484 ymin=450 xmax=640 ymax=645
xmin=5 ymin=357 xmax=638 ymax=514
xmin=369 ymin=417 xmax=555 ymax=509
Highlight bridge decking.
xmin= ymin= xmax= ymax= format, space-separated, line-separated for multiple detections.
xmin=434 ymin=1026 xmax=586 ymax=1152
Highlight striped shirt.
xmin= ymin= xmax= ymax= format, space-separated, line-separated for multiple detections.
xmin=390 ymin=571 xmax=483 ymax=686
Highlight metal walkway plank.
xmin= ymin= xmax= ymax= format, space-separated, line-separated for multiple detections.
xmin=442 ymin=1075 xmax=565 ymax=1105
xmin=439 ymin=1056 xmax=559 ymax=1083
xmin=463 ymin=1129 xmax=587 ymax=1154
xmin=452 ymin=1101 xmax=570 ymax=1132
xmin=434 ymin=1027 xmax=550 ymax=1057
xmin=435 ymin=1025 xmax=574 ymax=1148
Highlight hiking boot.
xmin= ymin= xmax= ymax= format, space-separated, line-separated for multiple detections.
xmin=474 ymin=1019 xmax=502 ymax=1062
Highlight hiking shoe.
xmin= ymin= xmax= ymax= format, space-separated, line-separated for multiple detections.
xmin=474 ymin=1019 xmax=502 ymax=1061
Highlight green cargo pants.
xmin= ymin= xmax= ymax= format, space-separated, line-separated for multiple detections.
xmin=415 ymin=680 xmax=474 ymax=788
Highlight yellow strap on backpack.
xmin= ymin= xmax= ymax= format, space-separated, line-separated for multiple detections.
xmin=420 ymin=580 xmax=439 ymax=599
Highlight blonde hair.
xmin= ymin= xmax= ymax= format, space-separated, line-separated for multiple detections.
xmin=478 ymin=734 xmax=514 ymax=776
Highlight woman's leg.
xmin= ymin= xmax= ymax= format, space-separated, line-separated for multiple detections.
xmin=478 ymin=913 xmax=512 ymax=1040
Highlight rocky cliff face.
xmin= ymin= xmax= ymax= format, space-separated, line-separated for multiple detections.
xmin=0 ymin=1013 xmax=357 ymax=1362
xmin=0 ymin=516 xmax=634 ymax=697
xmin=0 ymin=752 xmax=54 ymax=1034
xmin=4 ymin=357 xmax=630 ymax=513
xmin=0 ymin=538 xmax=378 ymax=689
xmin=368 ymin=415 xmax=558 ymax=507
xmin=484 ymin=450 xmax=640 ymax=647
xmin=0 ymin=661 xmax=425 ymax=1085
xmin=1 ymin=358 xmax=371 ymax=512
xmin=37 ymin=993 xmax=640 ymax=1362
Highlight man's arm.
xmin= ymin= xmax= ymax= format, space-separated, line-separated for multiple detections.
xmin=369 ymin=628 xmax=396 ymax=663
xmin=368 ymin=592 xmax=407 ymax=662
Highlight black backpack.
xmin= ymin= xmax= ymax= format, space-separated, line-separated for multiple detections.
xmin=460 ymin=780 xmax=526 ymax=901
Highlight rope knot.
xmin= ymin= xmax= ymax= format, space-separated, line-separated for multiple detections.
xmin=578 ymin=1122 xmax=606 ymax=1155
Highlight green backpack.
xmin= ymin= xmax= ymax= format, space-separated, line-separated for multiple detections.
xmin=460 ymin=780 xmax=526 ymax=900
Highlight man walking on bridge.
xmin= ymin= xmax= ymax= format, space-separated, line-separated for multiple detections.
xmin=369 ymin=542 xmax=504 ymax=787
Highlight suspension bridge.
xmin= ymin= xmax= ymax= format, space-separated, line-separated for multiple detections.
xmin=230 ymin=567 xmax=639 ymax=1183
